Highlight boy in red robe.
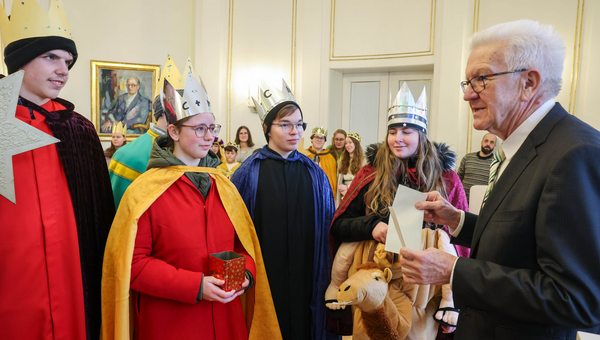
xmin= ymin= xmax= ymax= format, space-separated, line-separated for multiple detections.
xmin=0 ymin=1 xmax=114 ymax=339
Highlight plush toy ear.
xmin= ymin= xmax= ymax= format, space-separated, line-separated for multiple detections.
xmin=382 ymin=268 xmax=393 ymax=283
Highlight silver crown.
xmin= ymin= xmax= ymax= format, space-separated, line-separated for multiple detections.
xmin=388 ymin=82 xmax=427 ymax=133
xmin=161 ymin=70 xmax=211 ymax=122
xmin=252 ymin=79 xmax=297 ymax=123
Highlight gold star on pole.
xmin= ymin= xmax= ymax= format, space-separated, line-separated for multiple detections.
xmin=0 ymin=71 xmax=60 ymax=204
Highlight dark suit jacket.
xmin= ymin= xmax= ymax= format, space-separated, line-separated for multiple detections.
xmin=107 ymin=92 xmax=151 ymax=133
xmin=452 ymin=103 xmax=600 ymax=340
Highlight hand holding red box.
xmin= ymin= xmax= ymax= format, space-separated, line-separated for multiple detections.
xmin=208 ymin=251 xmax=246 ymax=292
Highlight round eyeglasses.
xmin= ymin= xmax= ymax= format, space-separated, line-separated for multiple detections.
xmin=180 ymin=124 xmax=222 ymax=138
xmin=461 ymin=69 xmax=528 ymax=93
xmin=271 ymin=122 xmax=307 ymax=133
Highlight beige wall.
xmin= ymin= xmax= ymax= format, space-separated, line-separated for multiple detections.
xmin=5 ymin=0 xmax=599 ymax=154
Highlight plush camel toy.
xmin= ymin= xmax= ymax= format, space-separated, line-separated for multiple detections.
xmin=336 ymin=262 xmax=400 ymax=340
xmin=327 ymin=229 xmax=459 ymax=339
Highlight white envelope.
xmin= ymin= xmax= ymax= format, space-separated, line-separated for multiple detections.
xmin=385 ymin=184 xmax=427 ymax=254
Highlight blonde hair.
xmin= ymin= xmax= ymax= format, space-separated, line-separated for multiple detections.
xmin=365 ymin=130 xmax=446 ymax=217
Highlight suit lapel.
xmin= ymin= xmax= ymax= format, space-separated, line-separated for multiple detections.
xmin=470 ymin=103 xmax=569 ymax=254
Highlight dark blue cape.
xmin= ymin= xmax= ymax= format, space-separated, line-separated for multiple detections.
xmin=231 ymin=147 xmax=338 ymax=340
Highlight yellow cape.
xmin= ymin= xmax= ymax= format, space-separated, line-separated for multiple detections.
xmin=101 ymin=166 xmax=281 ymax=339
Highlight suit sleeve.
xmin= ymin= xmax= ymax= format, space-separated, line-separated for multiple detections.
xmin=453 ymin=143 xmax=600 ymax=328
xmin=130 ymin=211 xmax=204 ymax=305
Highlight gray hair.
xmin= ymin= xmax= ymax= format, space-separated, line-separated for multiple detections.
xmin=471 ymin=20 xmax=565 ymax=99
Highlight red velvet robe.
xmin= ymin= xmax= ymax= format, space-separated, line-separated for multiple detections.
xmin=131 ymin=176 xmax=256 ymax=340
xmin=0 ymin=100 xmax=86 ymax=339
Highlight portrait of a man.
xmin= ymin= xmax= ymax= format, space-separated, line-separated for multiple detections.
xmin=92 ymin=61 xmax=159 ymax=139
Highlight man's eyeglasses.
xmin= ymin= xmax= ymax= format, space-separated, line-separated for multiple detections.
xmin=271 ymin=122 xmax=307 ymax=133
xmin=126 ymin=84 xmax=139 ymax=88
xmin=313 ymin=136 xmax=325 ymax=141
xmin=181 ymin=124 xmax=222 ymax=138
xmin=460 ymin=68 xmax=528 ymax=93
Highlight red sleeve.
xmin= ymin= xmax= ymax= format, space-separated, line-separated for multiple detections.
xmin=130 ymin=211 xmax=204 ymax=304
xmin=234 ymin=233 xmax=256 ymax=280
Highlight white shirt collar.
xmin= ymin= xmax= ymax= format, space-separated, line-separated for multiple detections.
xmin=502 ymin=98 xmax=555 ymax=162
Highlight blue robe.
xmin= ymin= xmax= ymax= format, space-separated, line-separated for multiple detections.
xmin=231 ymin=146 xmax=338 ymax=340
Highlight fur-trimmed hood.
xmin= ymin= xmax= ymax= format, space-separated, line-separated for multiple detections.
xmin=365 ymin=141 xmax=456 ymax=171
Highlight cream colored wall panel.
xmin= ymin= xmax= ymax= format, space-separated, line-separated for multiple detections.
xmin=330 ymin=0 xmax=435 ymax=60
xmin=574 ymin=0 xmax=600 ymax=130
xmin=226 ymin=0 xmax=296 ymax=143
xmin=468 ymin=0 xmax=583 ymax=152
xmin=4 ymin=0 xmax=194 ymax=145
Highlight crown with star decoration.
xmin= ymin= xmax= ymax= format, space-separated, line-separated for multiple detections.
xmin=251 ymin=79 xmax=297 ymax=123
xmin=347 ymin=132 xmax=361 ymax=143
xmin=388 ymin=82 xmax=427 ymax=133
xmin=311 ymin=126 xmax=327 ymax=137
xmin=160 ymin=57 xmax=211 ymax=122
xmin=0 ymin=0 xmax=73 ymax=49
xmin=111 ymin=121 xmax=127 ymax=136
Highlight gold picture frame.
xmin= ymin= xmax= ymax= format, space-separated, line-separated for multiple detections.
xmin=91 ymin=60 xmax=160 ymax=141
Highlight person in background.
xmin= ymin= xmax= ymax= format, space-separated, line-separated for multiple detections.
xmin=211 ymin=137 xmax=225 ymax=163
xmin=328 ymin=129 xmax=347 ymax=160
xmin=456 ymin=133 xmax=497 ymax=201
xmin=335 ymin=132 xmax=363 ymax=206
xmin=307 ymin=126 xmax=338 ymax=193
xmin=231 ymin=80 xmax=337 ymax=340
xmin=401 ymin=20 xmax=600 ymax=339
xmin=217 ymin=142 xmax=241 ymax=179
xmin=235 ymin=125 xmax=259 ymax=162
xmin=0 ymin=1 xmax=114 ymax=338
xmin=104 ymin=122 xmax=127 ymax=166
xmin=108 ymin=94 xmax=171 ymax=208
xmin=102 ymin=73 xmax=279 ymax=340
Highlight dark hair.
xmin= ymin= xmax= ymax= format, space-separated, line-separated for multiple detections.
xmin=235 ymin=126 xmax=255 ymax=147
xmin=165 ymin=115 xmax=193 ymax=148
xmin=338 ymin=136 xmax=363 ymax=176
xmin=104 ymin=139 xmax=127 ymax=158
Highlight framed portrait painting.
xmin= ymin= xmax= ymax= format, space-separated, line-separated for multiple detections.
xmin=91 ymin=60 xmax=160 ymax=141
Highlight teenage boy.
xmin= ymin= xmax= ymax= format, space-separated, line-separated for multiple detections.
xmin=0 ymin=1 xmax=114 ymax=339
xmin=231 ymin=81 xmax=337 ymax=340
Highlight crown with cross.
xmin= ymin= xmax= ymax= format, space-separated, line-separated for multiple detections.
xmin=159 ymin=55 xmax=211 ymax=122
xmin=251 ymin=79 xmax=297 ymax=124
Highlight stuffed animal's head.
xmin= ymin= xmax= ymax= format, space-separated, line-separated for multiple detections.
xmin=337 ymin=262 xmax=392 ymax=312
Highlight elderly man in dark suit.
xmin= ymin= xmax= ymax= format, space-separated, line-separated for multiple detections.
xmin=102 ymin=76 xmax=151 ymax=134
xmin=400 ymin=20 xmax=600 ymax=340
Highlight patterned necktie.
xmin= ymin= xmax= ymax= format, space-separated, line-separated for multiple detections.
xmin=482 ymin=143 xmax=505 ymax=207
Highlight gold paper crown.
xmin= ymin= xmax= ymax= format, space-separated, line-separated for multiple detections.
xmin=224 ymin=142 xmax=239 ymax=150
xmin=311 ymin=126 xmax=327 ymax=137
xmin=111 ymin=121 xmax=127 ymax=136
xmin=347 ymin=132 xmax=361 ymax=143
xmin=0 ymin=0 xmax=73 ymax=49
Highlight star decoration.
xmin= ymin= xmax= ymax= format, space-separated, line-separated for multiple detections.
xmin=0 ymin=71 xmax=60 ymax=203
xmin=403 ymin=123 xmax=407 ymax=127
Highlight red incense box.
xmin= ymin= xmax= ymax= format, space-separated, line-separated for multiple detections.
xmin=208 ymin=251 xmax=246 ymax=292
